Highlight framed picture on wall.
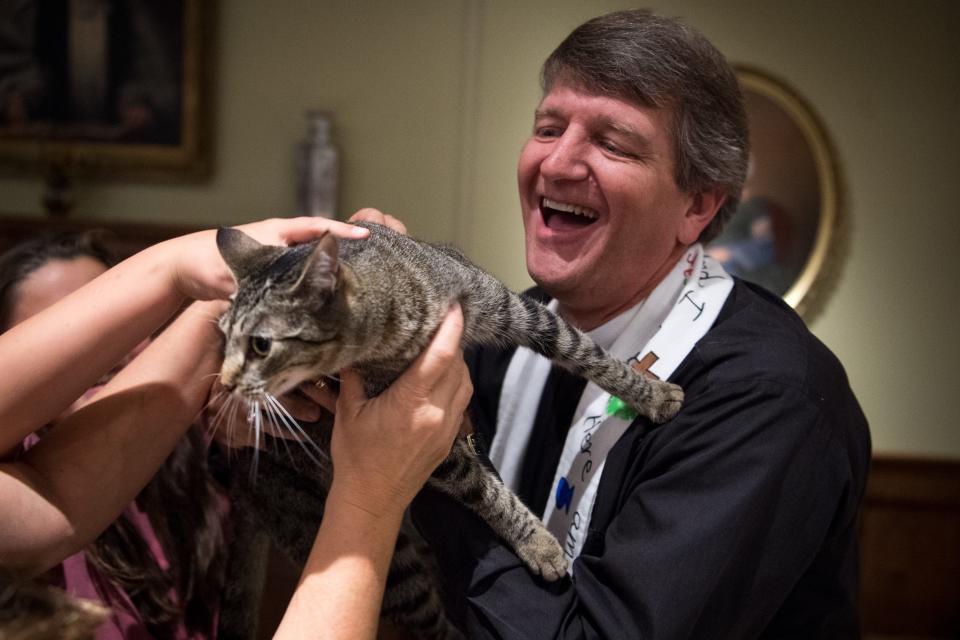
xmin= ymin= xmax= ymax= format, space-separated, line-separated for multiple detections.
xmin=0 ymin=0 xmax=209 ymax=181
xmin=707 ymin=65 xmax=845 ymax=321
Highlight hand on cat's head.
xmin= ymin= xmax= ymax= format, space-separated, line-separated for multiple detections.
xmin=167 ymin=216 xmax=370 ymax=302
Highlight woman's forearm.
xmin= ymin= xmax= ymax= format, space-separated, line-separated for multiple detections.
xmin=0 ymin=302 xmax=225 ymax=575
xmin=273 ymin=306 xmax=470 ymax=639
xmin=274 ymin=485 xmax=405 ymax=640
xmin=0 ymin=241 xmax=189 ymax=452
xmin=0 ymin=217 xmax=371 ymax=574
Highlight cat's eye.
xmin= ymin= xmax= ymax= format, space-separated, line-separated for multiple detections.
xmin=249 ymin=336 xmax=272 ymax=357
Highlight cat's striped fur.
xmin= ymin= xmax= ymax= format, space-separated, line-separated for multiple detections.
xmin=215 ymin=221 xmax=683 ymax=639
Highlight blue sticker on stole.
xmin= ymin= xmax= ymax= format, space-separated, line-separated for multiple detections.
xmin=555 ymin=477 xmax=575 ymax=514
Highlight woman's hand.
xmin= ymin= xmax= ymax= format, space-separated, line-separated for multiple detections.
xmin=329 ymin=304 xmax=471 ymax=519
xmin=167 ymin=216 xmax=370 ymax=301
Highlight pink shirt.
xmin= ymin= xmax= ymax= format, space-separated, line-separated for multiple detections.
xmin=51 ymin=503 xmax=192 ymax=640
xmin=23 ymin=433 xmax=215 ymax=640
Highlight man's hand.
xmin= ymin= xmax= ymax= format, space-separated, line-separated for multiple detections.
xmin=349 ymin=208 xmax=408 ymax=235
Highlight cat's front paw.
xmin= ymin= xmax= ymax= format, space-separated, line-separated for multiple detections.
xmin=645 ymin=380 xmax=684 ymax=423
xmin=516 ymin=526 xmax=568 ymax=581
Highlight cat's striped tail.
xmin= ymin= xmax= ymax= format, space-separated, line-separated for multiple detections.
xmin=465 ymin=286 xmax=683 ymax=424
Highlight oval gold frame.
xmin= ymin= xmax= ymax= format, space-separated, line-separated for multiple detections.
xmin=734 ymin=65 xmax=846 ymax=321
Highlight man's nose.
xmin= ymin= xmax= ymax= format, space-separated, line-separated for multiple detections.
xmin=540 ymin=133 xmax=589 ymax=182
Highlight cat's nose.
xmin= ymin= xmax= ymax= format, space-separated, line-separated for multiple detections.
xmin=219 ymin=371 xmax=237 ymax=392
xmin=219 ymin=359 xmax=244 ymax=391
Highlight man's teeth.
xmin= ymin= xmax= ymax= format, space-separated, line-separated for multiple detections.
xmin=543 ymin=197 xmax=598 ymax=220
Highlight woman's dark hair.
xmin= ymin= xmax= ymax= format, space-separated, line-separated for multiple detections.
xmin=541 ymin=9 xmax=749 ymax=244
xmin=0 ymin=231 xmax=226 ymax=637
xmin=88 ymin=430 xmax=227 ymax=637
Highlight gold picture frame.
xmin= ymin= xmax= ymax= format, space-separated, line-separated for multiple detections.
xmin=709 ymin=65 xmax=845 ymax=321
xmin=0 ymin=0 xmax=210 ymax=181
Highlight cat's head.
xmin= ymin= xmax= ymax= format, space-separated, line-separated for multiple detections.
xmin=215 ymin=227 xmax=355 ymax=399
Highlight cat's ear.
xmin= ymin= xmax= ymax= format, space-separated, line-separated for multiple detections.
xmin=216 ymin=227 xmax=277 ymax=282
xmin=288 ymin=232 xmax=339 ymax=295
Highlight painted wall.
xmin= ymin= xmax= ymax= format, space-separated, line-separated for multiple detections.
xmin=1 ymin=0 xmax=957 ymax=456
xmin=0 ymin=0 xmax=474 ymax=242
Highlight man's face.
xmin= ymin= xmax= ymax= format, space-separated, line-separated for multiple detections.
xmin=518 ymin=83 xmax=713 ymax=328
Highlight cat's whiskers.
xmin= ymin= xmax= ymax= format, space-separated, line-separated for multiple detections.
xmin=203 ymin=389 xmax=234 ymax=444
xmin=202 ymin=391 xmax=248 ymax=467
xmin=260 ymin=398 xmax=296 ymax=465
xmin=225 ymin=395 xmax=243 ymax=463
xmin=245 ymin=398 xmax=264 ymax=481
xmin=262 ymin=392 xmax=329 ymax=467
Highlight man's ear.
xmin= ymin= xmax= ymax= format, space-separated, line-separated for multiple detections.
xmin=678 ymin=188 xmax=727 ymax=245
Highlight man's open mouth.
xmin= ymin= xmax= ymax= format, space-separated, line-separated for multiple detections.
xmin=541 ymin=197 xmax=599 ymax=229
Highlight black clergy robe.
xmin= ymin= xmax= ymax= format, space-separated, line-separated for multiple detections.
xmin=411 ymin=279 xmax=871 ymax=639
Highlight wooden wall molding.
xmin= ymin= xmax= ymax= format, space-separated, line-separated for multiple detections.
xmin=0 ymin=215 xmax=202 ymax=260
xmin=861 ymin=454 xmax=960 ymax=638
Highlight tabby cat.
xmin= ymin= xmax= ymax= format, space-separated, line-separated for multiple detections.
xmin=214 ymin=221 xmax=683 ymax=639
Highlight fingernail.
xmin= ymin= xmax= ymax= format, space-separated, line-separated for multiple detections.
xmin=351 ymin=226 xmax=370 ymax=237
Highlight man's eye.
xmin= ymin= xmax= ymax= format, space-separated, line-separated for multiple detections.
xmin=599 ymin=139 xmax=629 ymax=157
xmin=249 ymin=336 xmax=272 ymax=357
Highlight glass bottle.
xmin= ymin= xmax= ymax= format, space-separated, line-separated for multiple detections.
xmin=297 ymin=110 xmax=339 ymax=218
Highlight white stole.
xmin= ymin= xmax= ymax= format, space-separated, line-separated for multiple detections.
xmin=490 ymin=245 xmax=734 ymax=571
